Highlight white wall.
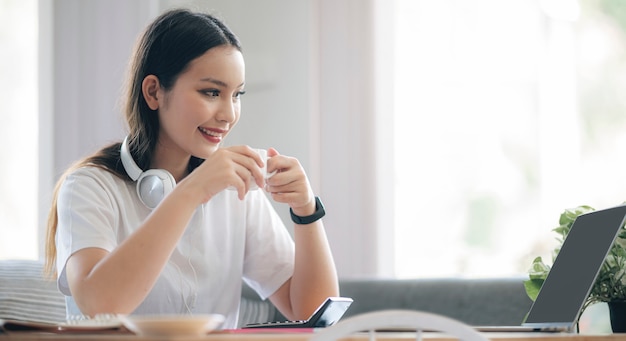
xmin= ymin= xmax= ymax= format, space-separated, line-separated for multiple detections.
xmin=42 ymin=0 xmax=393 ymax=278
xmin=39 ymin=0 xmax=159 ymax=258
xmin=50 ymin=0 xmax=158 ymax=176
xmin=315 ymin=0 xmax=394 ymax=277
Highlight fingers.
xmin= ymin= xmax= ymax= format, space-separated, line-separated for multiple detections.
xmin=268 ymin=185 xmax=314 ymax=210
xmin=231 ymin=161 xmax=255 ymax=199
xmin=229 ymin=145 xmax=264 ymax=168
xmin=267 ymin=147 xmax=280 ymax=158
xmin=187 ymin=146 xmax=260 ymax=200
xmin=265 ymin=171 xmax=300 ymax=193
xmin=264 ymin=152 xmax=297 ymax=191
xmin=199 ymin=146 xmax=300 ymax=200
xmin=233 ymin=147 xmax=266 ymax=189
xmin=264 ymin=154 xmax=314 ymax=208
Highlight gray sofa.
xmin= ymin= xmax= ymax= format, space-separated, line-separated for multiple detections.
xmin=0 ymin=259 xmax=65 ymax=324
xmin=240 ymin=277 xmax=532 ymax=327
xmin=0 ymin=259 xmax=532 ymax=327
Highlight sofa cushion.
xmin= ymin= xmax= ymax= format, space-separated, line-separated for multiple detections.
xmin=0 ymin=259 xmax=66 ymax=323
xmin=339 ymin=277 xmax=533 ymax=326
xmin=238 ymin=281 xmax=283 ymax=327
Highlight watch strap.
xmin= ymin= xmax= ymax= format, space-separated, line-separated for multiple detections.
xmin=290 ymin=196 xmax=325 ymax=225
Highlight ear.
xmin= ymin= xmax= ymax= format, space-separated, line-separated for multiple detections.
xmin=142 ymin=75 xmax=161 ymax=110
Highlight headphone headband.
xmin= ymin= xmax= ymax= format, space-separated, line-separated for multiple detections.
xmin=120 ymin=136 xmax=142 ymax=181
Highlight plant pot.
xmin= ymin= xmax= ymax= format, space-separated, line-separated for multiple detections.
xmin=608 ymin=301 xmax=626 ymax=333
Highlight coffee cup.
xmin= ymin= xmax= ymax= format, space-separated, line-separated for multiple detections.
xmin=249 ymin=148 xmax=276 ymax=190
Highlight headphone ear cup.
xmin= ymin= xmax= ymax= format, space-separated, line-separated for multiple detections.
xmin=136 ymin=169 xmax=176 ymax=209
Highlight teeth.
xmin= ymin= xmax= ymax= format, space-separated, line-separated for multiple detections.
xmin=199 ymin=127 xmax=221 ymax=137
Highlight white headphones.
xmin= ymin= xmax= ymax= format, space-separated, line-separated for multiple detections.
xmin=120 ymin=136 xmax=176 ymax=209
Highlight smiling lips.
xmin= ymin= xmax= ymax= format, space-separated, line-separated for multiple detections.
xmin=199 ymin=126 xmax=225 ymax=144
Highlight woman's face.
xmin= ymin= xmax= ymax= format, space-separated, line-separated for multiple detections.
xmin=155 ymin=45 xmax=245 ymax=162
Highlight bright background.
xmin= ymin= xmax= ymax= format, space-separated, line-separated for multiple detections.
xmin=3 ymin=0 xmax=625 ymax=333
xmin=2 ymin=0 xmax=626 ymax=289
xmin=394 ymin=0 xmax=626 ymax=278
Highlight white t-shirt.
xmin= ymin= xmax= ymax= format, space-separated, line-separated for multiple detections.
xmin=55 ymin=166 xmax=295 ymax=328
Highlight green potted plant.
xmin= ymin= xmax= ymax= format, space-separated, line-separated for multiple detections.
xmin=524 ymin=205 xmax=626 ymax=332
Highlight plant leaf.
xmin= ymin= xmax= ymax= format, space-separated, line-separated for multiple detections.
xmin=523 ymin=278 xmax=544 ymax=301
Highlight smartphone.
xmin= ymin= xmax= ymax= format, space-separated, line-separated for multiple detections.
xmin=243 ymin=297 xmax=353 ymax=329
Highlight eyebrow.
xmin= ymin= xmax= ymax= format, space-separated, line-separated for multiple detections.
xmin=200 ymin=77 xmax=245 ymax=88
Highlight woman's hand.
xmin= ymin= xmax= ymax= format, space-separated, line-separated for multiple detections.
xmin=264 ymin=148 xmax=316 ymax=216
xmin=180 ymin=145 xmax=266 ymax=202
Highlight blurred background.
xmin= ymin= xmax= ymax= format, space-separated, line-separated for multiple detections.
xmin=2 ymin=0 xmax=626 ymax=287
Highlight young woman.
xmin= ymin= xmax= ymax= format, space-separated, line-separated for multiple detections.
xmin=44 ymin=8 xmax=338 ymax=329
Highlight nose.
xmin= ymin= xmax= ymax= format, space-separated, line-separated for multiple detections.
xmin=216 ymin=97 xmax=238 ymax=123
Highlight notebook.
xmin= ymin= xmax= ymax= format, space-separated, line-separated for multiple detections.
xmin=477 ymin=204 xmax=626 ymax=333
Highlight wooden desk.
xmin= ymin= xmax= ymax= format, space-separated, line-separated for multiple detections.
xmin=1 ymin=331 xmax=625 ymax=341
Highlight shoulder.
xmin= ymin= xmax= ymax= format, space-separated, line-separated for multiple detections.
xmin=59 ymin=166 xmax=132 ymax=206
xmin=64 ymin=166 xmax=125 ymax=185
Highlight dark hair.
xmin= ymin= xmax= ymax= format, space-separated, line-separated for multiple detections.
xmin=44 ymin=9 xmax=241 ymax=277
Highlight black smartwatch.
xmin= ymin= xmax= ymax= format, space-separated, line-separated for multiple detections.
xmin=290 ymin=196 xmax=326 ymax=225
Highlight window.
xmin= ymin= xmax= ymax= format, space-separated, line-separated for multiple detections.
xmin=393 ymin=0 xmax=626 ymax=278
xmin=0 ymin=0 xmax=38 ymax=259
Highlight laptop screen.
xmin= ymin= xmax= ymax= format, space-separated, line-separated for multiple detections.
xmin=524 ymin=205 xmax=626 ymax=326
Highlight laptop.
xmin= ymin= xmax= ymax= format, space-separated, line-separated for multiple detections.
xmin=477 ymin=204 xmax=626 ymax=333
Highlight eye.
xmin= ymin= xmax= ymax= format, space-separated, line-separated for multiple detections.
xmin=201 ymin=89 xmax=220 ymax=97
xmin=234 ymin=90 xmax=246 ymax=99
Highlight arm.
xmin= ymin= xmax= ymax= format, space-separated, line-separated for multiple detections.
xmin=265 ymin=149 xmax=339 ymax=320
xmin=65 ymin=178 xmax=204 ymax=316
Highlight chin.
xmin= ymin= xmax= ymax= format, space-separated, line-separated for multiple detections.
xmin=193 ymin=146 xmax=219 ymax=160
